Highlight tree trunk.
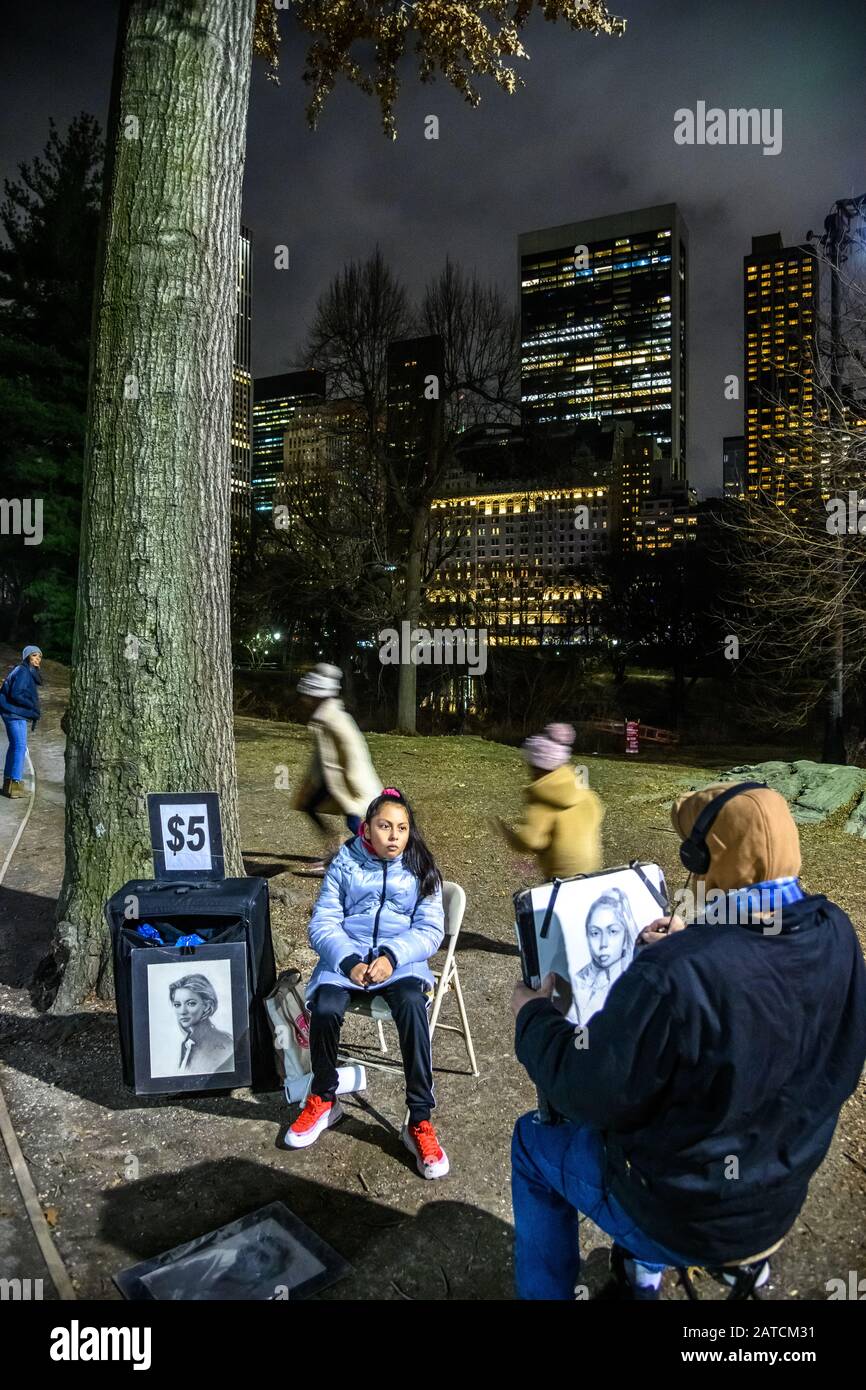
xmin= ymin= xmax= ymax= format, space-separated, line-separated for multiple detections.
xmin=396 ymin=507 xmax=428 ymax=734
xmin=46 ymin=0 xmax=256 ymax=1010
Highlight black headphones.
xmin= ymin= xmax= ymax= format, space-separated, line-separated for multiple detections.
xmin=679 ymin=781 xmax=768 ymax=875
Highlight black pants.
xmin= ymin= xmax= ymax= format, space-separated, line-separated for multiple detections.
xmin=309 ymin=978 xmax=434 ymax=1124
xmin=302 ymin=782 xmax=361 ymax=839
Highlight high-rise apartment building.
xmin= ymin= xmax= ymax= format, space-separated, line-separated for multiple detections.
xmin=274 ymin=398 xmax=369 ymax=530
xmin=518 ymin=204 xmax=689 ymax=479
xmin=744 ymin=233 xmax=818 ymax=501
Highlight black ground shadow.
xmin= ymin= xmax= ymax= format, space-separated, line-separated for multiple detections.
xmin=101 ymin=1158 xmax=517 ymax=1300
xmin=0 ymin=884 xmax=58 ymax=990
xmin=242 ymin=851 xmax=322 ymax=877
xmin=455 ymin=929 xmax=520 ymax=958
xmin=0 ymin=1010 xmax=285 ymax=1123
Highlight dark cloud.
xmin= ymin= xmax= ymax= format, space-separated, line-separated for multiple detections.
xmin=4 ymin=0 xmax=864 ymax=490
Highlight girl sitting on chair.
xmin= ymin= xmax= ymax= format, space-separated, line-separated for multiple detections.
xmin=287 ymin=788 xmax=449 ymax=1179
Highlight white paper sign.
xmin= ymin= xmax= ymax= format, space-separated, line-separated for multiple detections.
xmin=158 ymin=802 xmax=212 ymax=872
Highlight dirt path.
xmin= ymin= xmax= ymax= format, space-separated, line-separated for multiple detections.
xmin=0 ymin=649 xmax=67 ymax=1298
xmin=0 ymin=656 xmax=864 ymax=1300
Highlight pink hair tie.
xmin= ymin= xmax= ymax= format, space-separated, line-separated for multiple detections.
xmin=381 ymin=787 xmax=402 ymax=798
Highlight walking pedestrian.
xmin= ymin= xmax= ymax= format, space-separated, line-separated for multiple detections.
xmin=291 ymin=663 xmax=381 ymax=875
xmin=0 ymin=645 xmax=43 ymax=799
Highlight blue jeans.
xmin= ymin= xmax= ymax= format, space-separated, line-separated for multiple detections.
xmin=2 ymin=717 xmax=28 ymax=781
xmin=511 ymin=1111 xmax=693 ymax=1299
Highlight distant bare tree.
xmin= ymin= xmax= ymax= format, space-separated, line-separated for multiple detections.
xmin=304 ymin=251 xmax=519 ymax=731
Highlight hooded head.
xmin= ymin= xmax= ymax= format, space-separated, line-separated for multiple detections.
xmin=297 ymin=662 xmax=342 ymax=703
xmin=671 ymin=782 xmax=801 ymax=893
xmin=522 ymin=722 xmax=575 ymax=774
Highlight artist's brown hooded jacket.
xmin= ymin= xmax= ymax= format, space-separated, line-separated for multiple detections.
xmin=671 ymin=781 xmax=801 ymax=894
xmin=516 ymin=780 xmax=866 ymax=1263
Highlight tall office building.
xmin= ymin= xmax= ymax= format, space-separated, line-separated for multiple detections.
xmin=252 ymin=370 xmax=326 ymax=515
xmin=518 ymin=204 xmax=689 ymax=479
xmin=723 ymin=435 xmax=746 ymax=499
xmin=231 ymin=225 xmax=253 ymax=533
xmin=744 ymin=234 xmax=818 ymax=501
xmin=386 ymin=335 xmax=445 ymax=477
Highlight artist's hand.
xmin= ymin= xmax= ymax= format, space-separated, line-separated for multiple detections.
xmin=637 ymin=914 xmax=687 ymax=948
xmin=511 ymin=972 xmax=556 ymax=1020
xmin=349 ymin=962 xmax=369 ymax=987
xmin=364 ymin=954 xmax=394 ymax=985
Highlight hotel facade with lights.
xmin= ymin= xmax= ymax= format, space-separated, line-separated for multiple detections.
xmin=518 ymin=203 xmax=689 ymax=481
xmin=428 ymin=477 xmax=607 ymax=645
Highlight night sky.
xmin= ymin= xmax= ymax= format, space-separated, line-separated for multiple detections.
xmin=4 ymin=0 xmax=865 ymax=492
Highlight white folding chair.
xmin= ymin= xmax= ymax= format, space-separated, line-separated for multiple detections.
xmin=428 ymin=881 xmax=478 ymax=1076
xmin=338 ymin=879 xmax=478 ymax=1077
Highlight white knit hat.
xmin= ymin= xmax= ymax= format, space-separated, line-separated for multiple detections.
xmin=297 ymin=663 xmax=342 ymax=699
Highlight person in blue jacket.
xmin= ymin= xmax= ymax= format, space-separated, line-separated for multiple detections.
xmin=0 ymin=645 xmax=43 ymax=798
xmin=287 ymin=787 xmax=449 ymax=1179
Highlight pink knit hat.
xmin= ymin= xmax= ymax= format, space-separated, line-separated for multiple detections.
xmin=522 ymin=722 xmax=576 ymax=772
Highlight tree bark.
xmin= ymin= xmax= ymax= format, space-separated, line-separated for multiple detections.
xmin=47 ymin=0 xmax=256 ymax=1010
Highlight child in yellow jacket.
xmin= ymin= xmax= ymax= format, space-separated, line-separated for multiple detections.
xmin=495 ymin=723 xmax=604 ymax=880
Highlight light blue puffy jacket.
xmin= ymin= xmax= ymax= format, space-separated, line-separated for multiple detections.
xmin=306 ymin=836 xmax=444 ymax=1000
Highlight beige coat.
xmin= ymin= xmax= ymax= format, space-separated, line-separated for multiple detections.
xmin=292 ymin=697 xmax=381 ymax=820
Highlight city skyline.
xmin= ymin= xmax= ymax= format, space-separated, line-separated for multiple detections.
xmin=3 ymin=0 xmax=863 ymax=493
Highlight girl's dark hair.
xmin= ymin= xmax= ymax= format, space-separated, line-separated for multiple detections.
xmin=364 ymin=788 xmax=442 ymax=898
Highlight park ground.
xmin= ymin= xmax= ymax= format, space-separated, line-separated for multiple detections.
xmin=0 ymin=649 xmax=865 ymax=1300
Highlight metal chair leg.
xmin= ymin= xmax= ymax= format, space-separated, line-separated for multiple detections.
xmin=452 ymin=968 xmax=479 ymax=1076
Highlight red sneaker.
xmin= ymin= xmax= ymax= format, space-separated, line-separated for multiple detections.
xmin=402 ymin=1119 xmax=450 ymax=1179
xmin=286 ymin=1093 xmax=343 ymax=1149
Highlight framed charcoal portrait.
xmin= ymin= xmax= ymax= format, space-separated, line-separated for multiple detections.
xmin=115 ymin=1201 xmax=351 ymax=1301
xmin=515 ymin=863 xmax=667 ymax=1027
xmin=131 ymin=942 xmax=251 ymax=1095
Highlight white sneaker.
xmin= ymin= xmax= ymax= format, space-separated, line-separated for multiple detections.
xmin=286 ymin=1095 xmax=343 ymax=1149
xmin=721 ymin=1260 xmax=770 ymax=1290
xmin=402 ymin=1120 xmax=450 ymax=1179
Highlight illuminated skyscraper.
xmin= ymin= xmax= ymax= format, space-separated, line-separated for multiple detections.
xmin=518 ymin=204 xmax=688 ymax=479
xmin=744 ymin=233 xmax=818 ymax=501
xmin=723 ymin=435 xmax=746 ymax=500
xmin=231 ymin=225 xmax=253 ymax=532
xmin=251 ymin=370 xmax=326 ymax=515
